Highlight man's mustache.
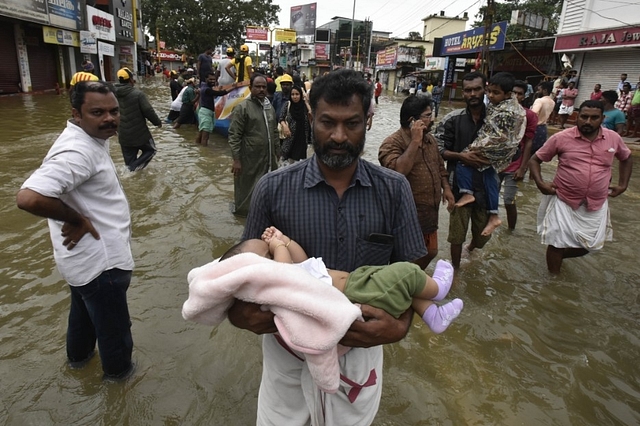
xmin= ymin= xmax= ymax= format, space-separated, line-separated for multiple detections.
xmin=99 ymin=123 xmax=118 ymax=130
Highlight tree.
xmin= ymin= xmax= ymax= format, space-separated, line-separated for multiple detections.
xmin=472 ymin=0 xmax=563 ymax=40
xmin=141 ymin=0 xmax=280 ymax=54
xmin=407 ymin=31 xmax=423 ymax=40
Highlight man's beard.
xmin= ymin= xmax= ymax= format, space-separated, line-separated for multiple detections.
xmin=313 ymin=134 xmax=365 ymax=169
xmin=579 ymin=124 xmax=598 ymax=137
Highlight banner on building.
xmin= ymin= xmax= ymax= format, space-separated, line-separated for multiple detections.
xmin=0 ymin=0 xmax=49 ymax=25
xmin=275 ymin=29 xmax=296 ymax=43
xmin=315 ymin=43 xmax=328 ymax=60
xmin=376 ymin=47 xmax=397 ymax=70
xmin=246 ymin=26 xmax=268 ymax=41
xmin=158 ymin=51 xmax=183 ymax=62
xmin=440 ymin=21 xmax=508 ymax=56
xmin=42 ymin=26 xmax=80 ymax=47
xmin=554 ymin=25 xmax=640 ymax=52
xmin=290 ymin=3 xmax=316 ymax=38
xmin=424 ymin=57 xmax=446 ymax=70
xmin=80 ymin=30 xmax=97 ymax=54
xmin=87 ymin=5 xmax=115 ymax=42
xmin=48 ymin=0 xmax=81 ymax=30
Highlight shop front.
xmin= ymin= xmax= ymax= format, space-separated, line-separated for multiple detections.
xmin=86 ymin=5 xmax=115 ymax=81
xmin=554 ymin=25 xmax=640 ymax=104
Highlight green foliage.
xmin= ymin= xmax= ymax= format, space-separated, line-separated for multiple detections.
xmin=407 ymin=31 xmax=423 ymax=40
xmin=141 ymin=0 xmax=280 ymax=54
xmin=472 ymin=0 xmax=563 ymax=39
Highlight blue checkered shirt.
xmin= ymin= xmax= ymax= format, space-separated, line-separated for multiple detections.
xmin=242 ymin=155 xmax=427 ymax=271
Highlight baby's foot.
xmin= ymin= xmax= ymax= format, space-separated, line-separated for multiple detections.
xmin=432 ymin=260 xmax=454 ymax=301
xmin=481 ymin=215 xmax=502 ymax=237
xmin=422 ymin=299 xmax=464 ymax=334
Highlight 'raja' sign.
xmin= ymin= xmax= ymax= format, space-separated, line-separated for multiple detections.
xmin=554 ymin=25 xmax=640 ymax=52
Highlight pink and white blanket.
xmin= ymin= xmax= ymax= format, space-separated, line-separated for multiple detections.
xmin=182 ymin=252 xmax=363 ymax=393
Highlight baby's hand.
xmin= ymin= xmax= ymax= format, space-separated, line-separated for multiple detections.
xmin=268 ymin=236 xmax=286 ymax=254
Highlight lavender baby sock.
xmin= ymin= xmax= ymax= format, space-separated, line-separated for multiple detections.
xmin=432 ymin=260 xmax=454 ymax=301
xmin=421 ymin=298 xmax=464 ymax=334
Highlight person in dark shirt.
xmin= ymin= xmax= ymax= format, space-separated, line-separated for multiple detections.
xmin=169 ymin=70 xmax=182 ymax=101
xmin=195 ymin=72 xmax=235 ymax=146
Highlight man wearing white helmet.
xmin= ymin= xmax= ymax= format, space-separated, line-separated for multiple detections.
xmin=225 ymin=44 xmax=254 ymax=83
xmin=218 ymin=47 xmax=236 ymax=86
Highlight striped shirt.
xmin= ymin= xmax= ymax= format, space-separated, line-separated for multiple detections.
xmin=70 ymin=71 xmax=99 ymax=86
xmin=242 ymin=155 xmax=427 ymax=272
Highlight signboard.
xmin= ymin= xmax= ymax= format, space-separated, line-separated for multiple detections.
xmin=98 ymin=41 xmax=114 ymax=56
xmin=375 ymin=47 xmax=397 ymax=70
xmin=115 ymin=6 xmax=134 ymax=40
xmin=246 ymin=26 xmax=268 ymax=41
xmin=48 ymin=0 xmax=81 ymax=30
xmin=290 ymin=3 xmax=316 ymax=37
xmin=158 ymin=51 xmax=182 ymax=62
xmin=259 ymin=43 xmax=271 ymax=51
xmin=424 ymin=57 xmax=446 ymax=70
xmin=0 ymin=0 xmax=49 ymax=25
xmin=315 ymin=43 xmax=328 ymax=60
xmin=86 ymin=5 xmax=115 ymax=42
xmin=554 ymin=25 xmax=640 ymax=52
xmin=440 ymin=21 xmax=508 ymax=56
xmin=80 ymin=30 xmax=97 ymax=54
xmin=42 ymin=26 xmax=79 ymax=46
xmin=276 ymin=29 xmax=296 ymax=43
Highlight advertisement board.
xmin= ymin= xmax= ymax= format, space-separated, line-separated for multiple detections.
xmin=424 ymin=57 xmax=446 ymax=70
xmin=42 ymin=26 xmax=79 ymax=46
xmin=48 ymin=0 xmax=81 ymax=30
xmin=86 ymin=5 xmax=115 ymax=42
xmin=276 ymin=29 xmax=296 ymax=43
xmin=246 ymin=26 xmax=269 ymax=41
xmin=376 ymin=47 xmax=397 ymax=70
xmin=80 ymin=30 xmax=97 ymax=54
xmin=290 ymin=3 xmax=316 ymax=37
xmin=0 ymin=0 xmax=49 ymax=25
xmin=440 ymin=21 xmax=508 ymax=56
xmin=554 ymin=25 xmax=640 ymax=52
xmin=315 ymin=43 xmax=328 ymax=60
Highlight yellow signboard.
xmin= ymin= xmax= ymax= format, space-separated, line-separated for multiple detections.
xmin=43 ymin=26 xmax=80 ymax=47
xmin=275 ymin=29 xmax=296 ymax=43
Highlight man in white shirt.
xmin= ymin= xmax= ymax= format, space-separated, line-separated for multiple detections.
xmin=218 ymin=47 xmax=236 ymax=86
xmin=16 ymin=81 xmax=135 ymax=381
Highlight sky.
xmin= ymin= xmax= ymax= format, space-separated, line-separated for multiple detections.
xmin=274 ymin=0 xmax=483 ymax=39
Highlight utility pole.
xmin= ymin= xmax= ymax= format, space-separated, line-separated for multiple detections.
xmin=481 ymin=0 xmax=495 ymax=76
xmin=349 ymin=0 xmax=356 ymax=69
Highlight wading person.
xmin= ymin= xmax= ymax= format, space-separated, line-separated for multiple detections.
xmin=16 ymin=81 xmax=135 ymax=380
xmin=529 ymin=101 xmax=633 ymax=273
xmin=379 ymin=95 xmax=454 ymax=267
xmin=434 ymin=71 xmax=492 ymax=268
xmin=114 ymin=67 xmax=162 ymax=171
xmin=227 ymin=74 xmax=278 ymax=217
xmin=229 ymin=68 xmax=428 ymax=426
xmin=278 ymin=85 xmax=312 ymax=164
xmin=195 ymin=72 xmax=234 ymax=147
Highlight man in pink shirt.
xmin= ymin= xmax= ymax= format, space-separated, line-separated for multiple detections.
xmin=529 ymin=100 xmax=633 ymax=273
xmin=557 ymin=81 xmax=578 ymax=129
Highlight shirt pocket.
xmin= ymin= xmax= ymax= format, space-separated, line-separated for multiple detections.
xmin=355 ymin=236 xmax=394 ymax=267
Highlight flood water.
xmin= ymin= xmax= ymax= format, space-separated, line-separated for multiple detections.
xmin=1 ymin=79 xmax=639 ymax=425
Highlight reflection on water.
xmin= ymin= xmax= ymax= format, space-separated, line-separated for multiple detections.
xmin=1 ymin=80 xmax=639 ymax=425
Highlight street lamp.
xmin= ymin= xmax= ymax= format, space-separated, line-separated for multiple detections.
xmin=349 ymin=0 xmax=356 ymax=69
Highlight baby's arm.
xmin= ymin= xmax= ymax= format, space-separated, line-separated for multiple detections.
xmin=263 ymin=226 xmax=309 ymax=263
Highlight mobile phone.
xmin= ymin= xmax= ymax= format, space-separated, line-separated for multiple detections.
xmin=368 ymin=233 xmax=394 ymax=245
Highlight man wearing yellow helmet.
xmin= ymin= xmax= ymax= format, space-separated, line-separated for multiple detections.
xmin=225 ymin=44 xmax=253 ymax=83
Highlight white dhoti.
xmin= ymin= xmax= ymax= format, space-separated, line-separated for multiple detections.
xmin=537 ymin=195 xmax=612 ymax=251
xmin=257 ymin=334 xmax=382 ymax=426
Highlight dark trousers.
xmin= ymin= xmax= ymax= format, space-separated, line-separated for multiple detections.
xmin=67 ymin=268 xmax=133 ymax=377
xmin=121 ymin=138 xmax=157 ymax=171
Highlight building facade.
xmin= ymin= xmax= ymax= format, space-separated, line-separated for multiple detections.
xmin=554 ymin=0 xmax=640 ymax=104
xmin=0 ymin=0 xmax=146 ymax=94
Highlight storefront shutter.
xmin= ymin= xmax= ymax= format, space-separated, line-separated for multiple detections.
xmin=0 ymin=23 xmax=21 ymax=94
xmin=577 ymin=49 xmax=640 ymax=104
xmin=24 ymin=26 xmax=58 ymax=92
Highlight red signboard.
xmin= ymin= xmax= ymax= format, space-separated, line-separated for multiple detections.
xmin=315 ymin=44 xmax=328 ymax=60
xmin=554 ymin=25 xmax=640 ymax=52
xmin=246 ymin=27 xmax=268 ymax=41
xmin=158 ymin=51 xmax=182 ymax=62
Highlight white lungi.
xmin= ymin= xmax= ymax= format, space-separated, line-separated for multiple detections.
xmin=257 ymin=334 xmax=382 ymax=426
xmin=537 ymin=195 xmax=612 ymax=250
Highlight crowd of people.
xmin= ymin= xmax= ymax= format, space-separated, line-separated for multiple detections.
xmin=16 ymin=57 xmax=634 ymax=425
